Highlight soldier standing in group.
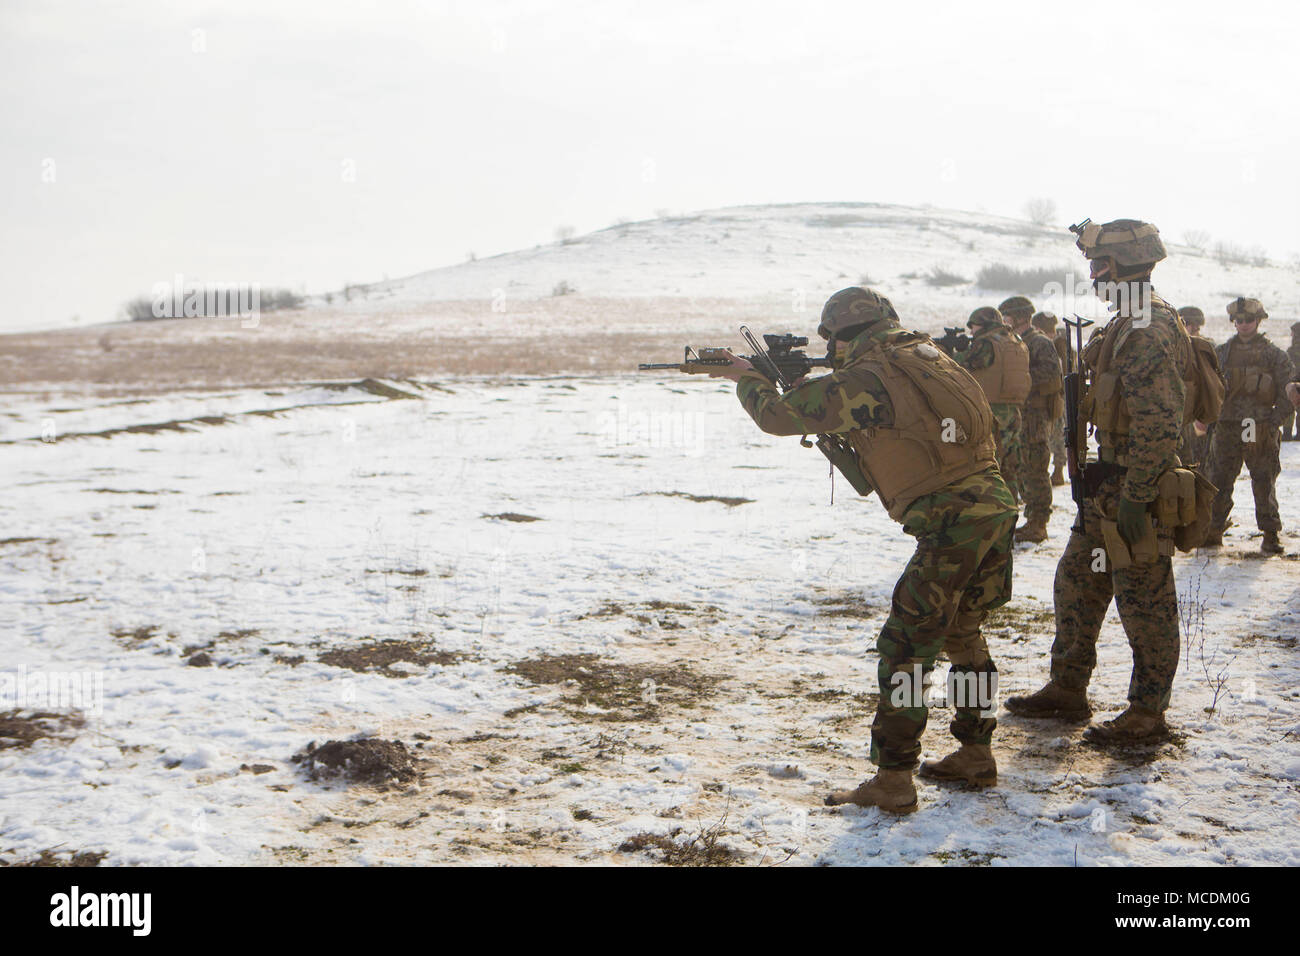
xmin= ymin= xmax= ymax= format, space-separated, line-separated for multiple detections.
xmin=1179 ymin=306 xmax=1211 ymax=345
xmin=696 ymin=287 xmax=1017 ymax=812
xmin=954 ymin=306 xmax=1031 ymax=504
xmin=1283 ymin=321 xmax=1300 ymax=441
xmin=1177 ymin=306 xmax=1213 ymax=465
xmin=1039 ymin=312 xmax=1071 ymax=486
xmin=1007 ymin=219 xmax=1192 ymax=741
xmin=1202 ymin=298 xmax=1294 ymax=555
xmin=1000 ymin=297 xmax=1064 ymax=542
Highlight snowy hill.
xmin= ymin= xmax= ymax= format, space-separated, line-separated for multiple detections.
xmin=339 ymin=202 xmax=1299 ymax=339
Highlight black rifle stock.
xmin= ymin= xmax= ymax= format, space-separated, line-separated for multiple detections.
xmin=1063 ymin=314 xmax=1095 ymax=529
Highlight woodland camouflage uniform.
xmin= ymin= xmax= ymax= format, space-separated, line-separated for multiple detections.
xmin=1003 ymin=298 xmax=1064 ymax=539
xmin=1009 ymin=219 xmax=1192 ymax=739
xmin=955 ymin=311 xmax=1030 ymax=505
xmin=1205 ymin=299 xmax=1295 ymax=546
xmin=734 ymin=289 xmax=1016 ymax=799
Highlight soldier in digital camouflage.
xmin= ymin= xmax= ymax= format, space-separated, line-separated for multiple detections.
xmin=954 ymin=306 xmax=1032 ymax=506
xmin=694 ymin=287 xmax=1016 ymax=813
xmin=1007 ymin=219 xmax=1193 ymax=742
xmin=1202 ymin=298 xmax=1295 ymax=555
xmin=1034 ymin=311 xmax=1070 ymax=487
xmin=1177 ymin=306 xmax=1213 ymax=465
xmin=1282 ymin=320 xmax=1300 ymax=441
xmin=1000 ymin=297 xmax=1064 ymax=542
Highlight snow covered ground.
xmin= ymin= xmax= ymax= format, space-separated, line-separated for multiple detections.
xmin=2 ymin=375 xmax=1298 ymax=866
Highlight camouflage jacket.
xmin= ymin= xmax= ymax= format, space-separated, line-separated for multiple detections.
xmin=1019 ymin=326 xmax=1063 ymax=403
xmin=1288 ymin=341 xmax=1300 ymax=383
xmin=1083 ymin=291 xmax=1189 ymax=504
xmin=1214 ymin=333 xmax=1295 ymax=425
xmin=735 ymin=326 xmax=894 ymax=436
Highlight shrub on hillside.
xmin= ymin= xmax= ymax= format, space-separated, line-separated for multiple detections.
xmin=976 ymin=263 xmax=1078 ymax=294
xmin=926 ymin=265 xmax=970 ymax=287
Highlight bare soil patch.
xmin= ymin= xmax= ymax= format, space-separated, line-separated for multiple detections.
xmin=0 ymin=848 xmax=107 ymax=867
xmin=638 ymin=491 xmax=754 ymax=507
xmin=504 ymin=652 xmax=725 ymax=720
xmin=318 ymin=636 xmax=468 ymax=677
xmin=292 ymin=738 xmax=419 ymax=786
xmin=0 ymin=711 xmax=86 ymax=751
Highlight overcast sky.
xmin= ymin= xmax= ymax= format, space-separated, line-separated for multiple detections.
xmin=2 ymin=0 xmax=1297 ymax=332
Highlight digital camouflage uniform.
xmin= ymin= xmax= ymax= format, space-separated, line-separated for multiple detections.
xmin=1015 ymin=325 xmax=1064 ymax=530
xmin=736 ymin=322 xmax=1017 ymax=771
xmin=1206 ymin=318 xmax=1295 ymax=536
xmin=1176 ymin=307 xmax=1212 ymax=464
xmin=1283 ymin=325 xmax=1300 ymax=440
xmin=1049 ymin=329 xmax=1070 ymax=470
xmin=1049 ymin=290 xmax=1191 ymax=712
xmin=955 ymin=322 xmax=1029 ymax=505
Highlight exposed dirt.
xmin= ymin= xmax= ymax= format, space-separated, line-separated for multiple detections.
xmin=292 ymin=738 xmax=419 ymax=786
xmin=637 ymin=491 xmax=754 ymax=507
xmin=482 ymin=512 xmax=543 ymax=522
xmin=0 ymin=711 xmax=86 ymax=751
xmin=504 ymin=652 xmax=726 ymax=720
xmin=0 ymin=848 xmax=107 ymax=867
xmin=318 ymin=637 xmax=469 ymax=677
xmin=618 ymin=824 xmax=741 ymax=866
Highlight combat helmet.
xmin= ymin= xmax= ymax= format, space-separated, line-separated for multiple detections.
xmin=1031 ymin=311 xmax=1058 ymax=333
xmin=998 ymin=296 xmax=1035 ymax=321
xmin=818 ymin=287 xmax=899 ymax=341
xmin=1178 ymin=306 xmax=1205 ymax=329
xmin=1226 ymin=297 xmax=1267 ymax=323
xmin=1070 ymin=218 xmax=1167 ymax=273
xmin=967 ymin=306 xmax=1003 ymax=331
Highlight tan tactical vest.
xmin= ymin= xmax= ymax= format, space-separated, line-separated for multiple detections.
xmin=1080 ymin=296 xmax=1191 ymax=465
xmin=968 ymin=327 xmax=1032 ymax=405
xmin=1220 ymin=337 xmax=1277 ymax=411
xmin=842 ymin=329 xmax=998 ymax=520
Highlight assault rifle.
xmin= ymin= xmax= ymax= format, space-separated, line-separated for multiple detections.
xmin=638 ymin=332 xmax=832 ymax=382
xmin=1062 ymin=313 xmax=1095 ymax=528
xmin=936 ymin=326 xmax=971 ymax=356
xmin=638 ymin=327 xmax=874 ymax=498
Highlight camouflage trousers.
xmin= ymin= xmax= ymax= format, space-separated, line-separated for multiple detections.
xmin=1207 ymin=421 xmax=1282 ymax=533
xmin=1177 ymin=421 xmax=1210 ymax=469
xmin=990 ymin=403 xmax=1024 ymax=505
xmin=870 ymin=467 xmax=1018 ymax=770
xmin=1049 ymin=477 xmax=1179 ymax=713
xmin=1016 ymin=407 xmax=1054 ymax=526
xmin=1282 ymin=407 xmax=1296 ymax=441
xmin=1048 ymin=411 xmax=1066 ymax=469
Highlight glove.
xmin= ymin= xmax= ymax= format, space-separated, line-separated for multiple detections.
xmin=1116 ymin=497 xmax=1148 ymax=546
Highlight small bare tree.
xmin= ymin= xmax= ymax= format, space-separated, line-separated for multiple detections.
xmin=1023 ymin=198 xmax=1057 ymax=226
xmin=554 ymin=225 xmax=576 ymax=243
xmin=1183 ymin=229 xmax=1211 ymax=252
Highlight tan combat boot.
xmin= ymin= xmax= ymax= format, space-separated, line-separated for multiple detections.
xmin=1004 ymin=681 xmax=1091 ymax=719
xmin=919 ymin=743 xmax=996 ymax=788
xmin=824 ymin=769 xmax=918 ymax=813
xmin=1050 ymin=464 xmax=1066 ymax=486
xmin=1083 ymin=704 xmax=1168 ymax=743
xmin=1262 ymin=530 xmax=1283 ymax=555
xmin=1014 ymin=520 xmax=1049 ymax=543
